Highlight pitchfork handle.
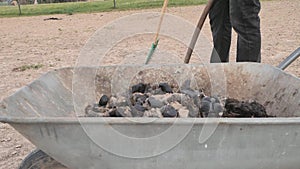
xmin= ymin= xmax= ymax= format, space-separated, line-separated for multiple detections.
xmin=184 ymin=0 xmax=214 ymax=64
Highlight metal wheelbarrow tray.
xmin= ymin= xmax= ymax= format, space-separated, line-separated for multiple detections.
xmin=1 ymin=63 xmax=300 ymax=169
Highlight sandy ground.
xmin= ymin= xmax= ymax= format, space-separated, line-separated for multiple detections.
xmin=0 ymin=0 xmax=300 ymax=168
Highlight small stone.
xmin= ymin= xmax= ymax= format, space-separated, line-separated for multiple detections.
xmin=180 ymin=89 xmax=200 ymax=98
xmin=200 ymin=96 xmax=212 ymax=117
xmin=132 ymin=83 xmax=148 ymax=93
xmin=108 ymin=108 xmax=120 ymax=117
xmin=143 ymin=108 xmax=162 ymax=118
xmin=187 ymin=104 xmax=200 ymax=117
xmin=99 ymin=95 xmax=109 ymax=107
xmin=145 ymin=86 xmax=153 ymax=93
xmin=148 ymin=96 xmax=164 ymax=108
xmin=142 ymin=100 xmax=151 ymax=109
xmin=132 ymin=93 xmax=148 ymax=104
xmin=11 ymin=151 xmax=17 ymax=156
xmin=161 ymin=93 xmax=187 ymax=106
xmin=166 ymin=93 xmax=184 ymax=103
xmin=107 ymin=96 xmax=128 ymax=108
xmin=15 ymin=145 xmax=22 ymax=149
xmin=155 ymin=108 xmax=163 ymax=118
xmin=211 ymin=100 xmax=224 ymax=115
xmin=151 ymin=88 xmax=165 ymax=95
xmin=160 ymin=93 xmax=178 ymax=104
xmin=200 ymin=96 xmax=224 ymax=117
xmin=143 ymin=110 xmax=152 ymax=117
xmin=131 ymin=109 xmax=145 ymax=117
xmin=206 ymin=112 xmax=219 ymax=118
xmin=116 ymin=96 xmax=129 ymax=107
xmin=178 ymin=107 xmax=189 ymax=118
xmin=211 ymin=96 xmax=221 ymax=103
xmin=107 ymin=97 xmax=117 ymax=108
xmin=193 ymin=96 xmax=201 ymax=108
xmin=159 ymin=83 xmax=173 ymax=93
xmin=202 ymin=96 xmax=212 ymax=102
xmin=179 ymin=94 xmax=195 ymax=107
xmin=170 ymin=101 xmax=183 ymax=110
xmin=148 ymin=94 xmax=168 ymax=105
xmin=129 ymin=100 xmax=147 ymax=117
xmin=161 ymin=105 xmax=178 ymax=117
xmin=0 ymin=137 xmax=11 ymax=142
xmin=134 ymin=103 xmax=146 ymax=112
xmin=116 ymin=107 xmax=132 ymax=117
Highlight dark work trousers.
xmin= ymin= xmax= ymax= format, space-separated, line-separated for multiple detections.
xmin=209 ymin=0 xmax=261 ymax=63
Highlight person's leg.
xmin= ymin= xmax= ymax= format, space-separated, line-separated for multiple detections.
xmin=230 ymin=0 xmax=261 ymax=62
xmin=209 ymin=0 xmax=232 ymax=63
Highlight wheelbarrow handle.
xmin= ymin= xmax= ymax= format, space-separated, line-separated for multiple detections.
xmin=277 ymin=47 xmax=300 ymax=70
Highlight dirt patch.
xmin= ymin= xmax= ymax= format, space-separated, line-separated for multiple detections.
xmin=0 ymin=0 xmax=299 ymax=168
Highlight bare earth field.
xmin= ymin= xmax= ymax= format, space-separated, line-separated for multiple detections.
xmin=0 ymin=0 xmax=300 ymax=168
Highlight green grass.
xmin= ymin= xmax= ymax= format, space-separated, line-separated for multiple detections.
xmin=0 ymin=0 xmax=207 ymax=17
xmin=12 ymin=64 xmax=43 ymax=72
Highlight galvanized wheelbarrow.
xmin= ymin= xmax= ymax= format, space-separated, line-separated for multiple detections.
xmin=1 ymin=48 xmax=300 ymax=169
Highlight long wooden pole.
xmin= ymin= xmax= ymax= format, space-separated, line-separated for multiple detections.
xmin=184 ymin=0 xmax=214 ymax=64
xmin=153 ymin=0 xmax=169 ymax=45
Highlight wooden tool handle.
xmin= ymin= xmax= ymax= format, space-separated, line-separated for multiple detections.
xmin=153 ymin=0 xmax=169 ymax=44
xmin=184 ymin=0 xmax=214 ymax=64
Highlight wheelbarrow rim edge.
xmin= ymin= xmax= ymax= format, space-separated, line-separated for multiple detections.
xmin=2 ymin=116 xmax=300 ymax=125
